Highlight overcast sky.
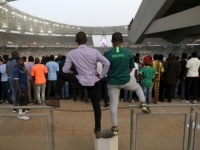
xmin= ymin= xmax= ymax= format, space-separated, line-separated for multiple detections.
xmin=9 ymin=0 xmax=142 ymax=26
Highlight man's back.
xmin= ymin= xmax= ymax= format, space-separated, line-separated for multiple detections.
xmin=164 ymin=59 xmax=180 ymax=84
xmin=186 ymin=58 xmax=200 ymax=77
xmin=6 ymin=59 xmax=17 ymax=85
xmin=64 ymin=45 xmax=109 ymax=86
xmin=46 ymin=61 xmax=59 ymax=80
xmin=104 ymin=47 xmax=134 ymax=85
xmin=140 ymin=66 xmax=156 ymax=86
xmin=31 ymin=64 xmax=47 ymax=84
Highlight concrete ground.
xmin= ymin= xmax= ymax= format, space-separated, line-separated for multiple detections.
xmin=0 ymin=98 xmax=200 ymax=150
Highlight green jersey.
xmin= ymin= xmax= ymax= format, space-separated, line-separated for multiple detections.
xmin=104 ymin=47 xmax=134 ymax=85
xmin=140 ymin=66 xmax=156 ymax=86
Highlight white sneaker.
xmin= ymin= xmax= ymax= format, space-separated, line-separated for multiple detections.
xmin=182 ymin=100 xmax=190 ymax=103
xmin=17 ymin=116 xmax=30 ymax=120
xmin=193 ymin=100 xmax=196 ymax=104
xmin=25 ymin=109 xmax=30 ymax=113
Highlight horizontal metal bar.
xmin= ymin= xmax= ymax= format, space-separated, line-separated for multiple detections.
xmin=129 ymin=104 xmax=200 ymax=108
xmin=0 ymin=106 xmax=54 ymax=109
xmin=136 ymin=112 xmax=188 ymax=115
xmin=0 ymin=114 xmax=48 ymax=117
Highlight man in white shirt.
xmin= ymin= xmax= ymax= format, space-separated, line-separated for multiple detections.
xmin=183 ymin=52 xmax=200 ymax=104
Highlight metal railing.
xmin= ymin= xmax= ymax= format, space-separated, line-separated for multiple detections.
xmin=0 ymin=106 xmax=55 ymax=150
xmin=129 ymin=104 xmax=200 ymax=150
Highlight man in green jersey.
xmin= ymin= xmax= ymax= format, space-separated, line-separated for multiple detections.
xmin=104 ymin=32 xmax=150 ymax=136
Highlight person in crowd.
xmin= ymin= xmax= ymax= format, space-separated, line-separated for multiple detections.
xmin=45 ymin=32 xmax=110 ymax=139
xmin=174 ymin=53 xmax=187 ymax=100
xmin=25 ymin=56 xmax=36 ymax=103
xmin=183 ymin=52 xmax=200 ymax=104
xmin=6 ymin=51 xmax=19 ymax=112
xmin=152 ymin=54 xmax=164 ymax=104
xmin=122 ymin=55 xmax=139 ymax=103
xmin=22 ymin=56 xmax=27 ymax=65
xmin=104 ymin=32 xmax=150 ymax=136
xmin=14 ymin=57 xmax=29 ymax=120
xmin=140 ymin=61 xmax=158 ymax=105
xmin=158 ymin=54 xmax=164 ymax=99
xmin=46 ymin=55 xmax=59 ymax=99
xmin=59 ymin=55 xmax=70 ymax=100
xmin=0 ymin=55 xmax=9 ymax=103
xmin=160 ymin=54 xmax=181 ymax=103
xmin=31 ymin=58 xmax=48 ymax=105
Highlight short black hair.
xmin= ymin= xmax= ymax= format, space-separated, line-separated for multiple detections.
xmin=61 ymin=55 xmax=66 ymax=61
xmin=49 ymin=55 xmax=54 ymax=61
xmin=76 ymin=32 xmax=87 ymax=43
xmin=112 ymin=32 xmax=123 ymax=42
xmin=3 ymin=55 xmax=9 ymax=61
xmin=191 ymin=51 xmax=198 ymax=57
xmin=136 ymin=53 xmax=140 ymax=57
xmin=158 ymin=54 xmax=163 ymax=61
xmin=28 ymin=56 xmax=34 ymax=62
xmin=181 ymin=52 xmax=187 ymax=59
xmin=22 ymin=56 xmax=26 ymax=62
xmin=16 ymin=57 xmax=22 ymax=63
xmin=153 ymin=54 xmax=158 ymax=60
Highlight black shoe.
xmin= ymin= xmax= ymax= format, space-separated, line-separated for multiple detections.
xmin=85 ymin=100 xmax=89 ymax=103
xmin=104 ymin=104 xmax=109 ymax=107
xmin=94 ymin=128 xmax=101 ymax=139
xmin=66 ymin=96 xmax=71 ymax=100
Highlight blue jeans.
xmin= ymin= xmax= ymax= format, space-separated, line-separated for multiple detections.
xmin=174 ymin=79 xmax=185 ymax=99
xmin=123 ymin=90 xmax=133 ymax=101
xmin=142 ymin=86 xmax=152 ymax=105
xmin=61 ymin=82 xmax=69 ymax=99
xmin=35 ymin=84 xmax=46 ymax=104
xmin=1 ymin=81 xmax=9 ymax=101
xmin=10 ymin=84 xmax=18 ymax=106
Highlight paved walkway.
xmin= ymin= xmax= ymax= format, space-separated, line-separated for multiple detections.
xmin=0 ymin=98 xmax=200 ymax=150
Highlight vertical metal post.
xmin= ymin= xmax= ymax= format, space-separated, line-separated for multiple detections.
xmin=187 ymin=107 xmax=194 ymax=150
xmin=130 ymin=108 xmax=134 ymax=150
xmin=45 ymin=115 xmax=50 ymax=150
xmin=50 ymin=109 xmax=55 ymax=150
xmin=183 ymin=114 xmax=188 ymax=150
xmin=192 ymin=113 xmax=198 ymax=150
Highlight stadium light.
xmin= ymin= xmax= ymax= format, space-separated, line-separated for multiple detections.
xmin=0 ymin=6 xmax=2 ymax=8
xmin=17 ymin=27 xmax=21 ymax=30
xmin=24 ymin=16 xmax=26 ymax=19
xmin=29 ymin=18 xmax=32 ymax=20
xmin=48 ymin=31 xmax=52 ymax=33
xmin=30 ymin=28 xmax=33 ymax=31
xmin=40 ymin=30 xmax=43 ymax=33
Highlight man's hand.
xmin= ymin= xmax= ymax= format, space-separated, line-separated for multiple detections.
xmin=95 ymin=74 xmax=101 ymax=79
xmin=19 ymin=91 xmax=25 ymax=97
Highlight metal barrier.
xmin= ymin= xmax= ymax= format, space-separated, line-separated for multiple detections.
xmin=0 ymin=106 xmax=54 ymax=150
xmin=129 ymin=104 xmax=200 ymax=150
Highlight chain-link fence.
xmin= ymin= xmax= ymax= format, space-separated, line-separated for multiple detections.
xmin=129 ymin=104 xmax=200 ymax=150
xmin=0 ymin=106 xmax=54 ymax=150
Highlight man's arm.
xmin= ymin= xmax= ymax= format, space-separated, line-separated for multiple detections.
xmin=97 ymin=52 xmax=110 ymax=79
xmin=183 ymin=61 xmax=190 ymax=80
xmin=13 ymin=69 xmax=24 ymax=96
xmin=62 ymin=54 xmax=73 ymax=74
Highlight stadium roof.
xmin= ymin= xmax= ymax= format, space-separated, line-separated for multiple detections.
xmin=0 ymin=3 xmax=128 ymax=35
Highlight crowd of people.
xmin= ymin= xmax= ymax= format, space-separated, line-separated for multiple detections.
xmin=0 ymin=31 xmax=199 ymax=139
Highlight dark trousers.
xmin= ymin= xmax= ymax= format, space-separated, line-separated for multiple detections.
xmin=1 ymin=81 xmax=9 ymax=101
xmin=47 ymin=80 xmax=56 ymax=99
xmin=161 ymin=83 xmax=175 ymax=102
xmin=55 ymin=72 xmax=101 ymax=130
xmin=100 ymin=77 xmax=109 ymax=105
xmin=18 ymin=90 xmax=29 ymax=105
xmin=185 ymin=77 xmax=198 ymax=100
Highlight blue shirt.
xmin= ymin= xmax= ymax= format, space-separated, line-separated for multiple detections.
xmin=46 ymin=61 xmax=59 ymax=80
xmin=13 ymin=66 xmax=28 ymax=91
xmin=0 ymin=64 xmax=9 ymax=82
xmin=6 ymin=58 xmax=17 ymax=85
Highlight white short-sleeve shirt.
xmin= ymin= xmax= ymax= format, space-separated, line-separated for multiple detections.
xmin=186 ymin=58 xmax=200 ymax=77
